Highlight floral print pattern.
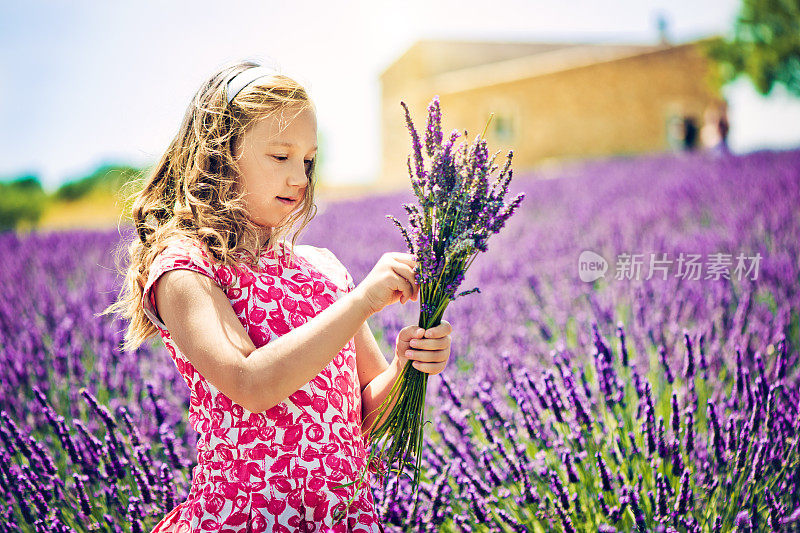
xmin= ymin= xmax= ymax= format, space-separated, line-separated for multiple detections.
xmin=142 ymin=237 xmax=382 ymax=532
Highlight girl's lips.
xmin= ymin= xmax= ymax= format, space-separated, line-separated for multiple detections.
xmin=276 ymin=196 xmax=297 ymax=205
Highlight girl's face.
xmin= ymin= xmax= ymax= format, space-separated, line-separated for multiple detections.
xmin=233 ymin=106 xmax=317 ymax=231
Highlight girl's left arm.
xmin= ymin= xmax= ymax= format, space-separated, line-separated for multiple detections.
xmin=355 ymin=319 xmax=452 ymax=437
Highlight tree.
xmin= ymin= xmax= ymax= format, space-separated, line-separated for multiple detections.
xmin=0 ymin=175 xmax=47 ymax=231
xmin=703 ymin=0 xmax=800 ymax=97
xmin=55 ymin=164 xmax=140 ymax=201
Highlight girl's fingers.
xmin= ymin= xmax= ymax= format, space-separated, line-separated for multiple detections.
xmin=392 ymin=264 xmax=416 ymax=303
xmin=403 ymin=276 xmax=414 ymax=303
xmin=411 ymin=360 xmax=446 ymax=375
xmin=393 ymin=253 xmax=418 ymax=269
xmin=395 ymin=261 xmax=419 ymax=291
xmin=396 ymin=328 xmax=424 ymax=359
xmin=395 ymin=257 xmax=418 ymax=299
xmin=424 ymin=320 xmax=452 ymax=338
xmin=399 ymin=325 xmax=424 ymax=343
xmin=404 ymin=348 xmax=448 ymax=363
xmin=409 ymin=336 xmax=450 ymax=350
xmin=404 ymin=265 xmax=419 ymax=296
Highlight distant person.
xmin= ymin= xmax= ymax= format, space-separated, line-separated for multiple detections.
xmin=702 ymin=103 xmax=731 ymax=156
xmin=667 ymin=114 xmax=699 ymax=153
xmin=682 ymin=116 xmax=699 ymax=151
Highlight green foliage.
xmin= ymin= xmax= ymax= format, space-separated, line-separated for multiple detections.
xmin=7 ymin=174 xmax=44 ymax=192
xmin=0 ymin=163 xmax=144 ymax=231
xmin=0 ymin=174 xmax=47 ymax=231
xmin=55 ymin=164 xmax=141 ymax=201
xmin=703 ymin=0 xmax=800 ymax=96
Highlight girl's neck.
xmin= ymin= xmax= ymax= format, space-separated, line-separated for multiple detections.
xmin=241 ymin=229 xmax=283 ymax=257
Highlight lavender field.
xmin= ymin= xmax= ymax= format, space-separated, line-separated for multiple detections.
xmin=1 ymin=148 xmax=799 ymax=532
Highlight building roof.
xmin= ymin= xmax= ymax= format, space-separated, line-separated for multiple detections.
xmin=380 ymin=38 xmax=712 ymax=94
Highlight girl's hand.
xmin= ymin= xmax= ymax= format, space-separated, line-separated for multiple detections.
xmin=393 ymin=320 xmax=452 ymax=375
xmin=354 ymin=252 xmax=419 ymax=316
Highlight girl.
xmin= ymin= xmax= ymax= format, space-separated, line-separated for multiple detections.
xmin=104 ymin=60 xmax=453 ymax=532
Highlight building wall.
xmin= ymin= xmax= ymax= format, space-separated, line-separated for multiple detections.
xmin=379 ymin=41 xmax=724 ymax=190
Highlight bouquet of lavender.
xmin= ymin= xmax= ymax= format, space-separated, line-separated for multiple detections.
xmin=333 ymin=95 xmax=525 ymax=523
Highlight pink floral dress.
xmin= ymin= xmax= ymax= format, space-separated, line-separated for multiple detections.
xmin=141 ymin=236 xmax=383 ymax=533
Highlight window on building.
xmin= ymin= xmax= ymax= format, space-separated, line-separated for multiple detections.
xmin=492 ymin=113 xmax=515 ymax=141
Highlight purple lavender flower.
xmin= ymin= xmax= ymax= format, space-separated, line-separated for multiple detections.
xmin=734 ymin=509 xmax=752 ymax=532
xmin=628 ymin=431 xmax=641 ymax=456
xmin=781 ymin=506 xmax=800 ymax=526
xmin=465 ymin=482 xmax=491 ymax=523
xmin=671 ymin=439 xmax=684 ymax=477
xmin=495 ymin=437 xmax=523 ymax=484
xmin=657 ymin=416 xmax=668 ymax=458
xmin=626 ymin=487 xmax=648 ymax=533
xmin=563 ymin=451 xmax=579 ymax=484
xmin=643 ymin=404 xmax=657 ymax=456
xmin=684 ymin=411 xmax=695 ymax=454
xmin=28 ymin=392 xmax=84 ymax=469
xmin=616 ymin=322 xmax=629 ymax=367
xmin=707 ymin=401 xmax=726 ymax=465
xmin=72 ymin=473 xmax=92 ymax=517
xmin=127 ymin=496 xmax=144 ymax=533
xmin=480 ymin=450 xmax=503 ymax=486
xmin=550 ymin=470 xmax=570 ymax=511
xmin=658 ymin=345 xmax=675 ymax=384
xmin=598 ymin=492 xmax=611 ymax=516
xmin=423 ymin=95 xmax=443 ymax=159
xmin=736 ymin=421 xmax=752 ymax=471
xmin=765 ymin=384 xmax=780 ymax=436
xmin=158 ymin=424 xmax=183 ymax=471
xmin=145 ymin=383 xmax=166 ymax=427
xmin=615 ymin=436 xmax=627 ymax=459
xmin=399 ymin=101 xmax=428 ymax=189
xmin=740 ymin=368 xmax=754 ymax=414
xmin=697 ymin=333 xmax=709 ymax=377
xmin=671 ymin=392 xmax=681 ymax=437
xmin=774 ymin=336 xmax=787 ymax=381
xmin=595 ymin=452 xmax=614 ymax=494
xmin=0 ymin=454 xmax=36 ymax=524
xmin=569 ymin=388 xmax=593 ymax=428
xmin=764 ymin=489 xmax=781 ymax=530
xmin=683 ymin=329 xmax=695 ymax=379
xmin=749 ymin=396 xmax=763 ymax=437
xmin=675 ymin=471 xmax=691 ymax=515
xmin=655 ymin=473 xmax=670 ymax=520
xmin=116 ymin=406 xmax=142 ymax=449
xmin=554 ymin=498 xmax=577 ymax=533
xmin=750 ymin=439 xmax=766 ymax=483
xmin=494 ymin=508 xmax=527 ymax=533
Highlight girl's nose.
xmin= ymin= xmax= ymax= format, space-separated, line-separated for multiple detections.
xmin=289 ymin=163 xmax=309 ymax=186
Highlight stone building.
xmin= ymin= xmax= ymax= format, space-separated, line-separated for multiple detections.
xmin=378 ymin=37 xmax=725 ymax=189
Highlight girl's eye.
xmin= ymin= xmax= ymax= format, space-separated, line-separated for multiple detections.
xmin=272 ymin=155 xmax=313 ymax=165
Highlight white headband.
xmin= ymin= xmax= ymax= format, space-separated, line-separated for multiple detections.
xmin=225 ymin=66 xmax=280 ymax=104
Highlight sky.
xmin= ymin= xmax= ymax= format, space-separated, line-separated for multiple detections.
xmin=2 ymin=0 xmax=800 ymax=193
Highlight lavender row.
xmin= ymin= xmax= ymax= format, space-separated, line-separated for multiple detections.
xmin=0 ymin=147 xmax=798 ymax=531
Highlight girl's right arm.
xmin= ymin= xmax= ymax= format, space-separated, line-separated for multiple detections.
xmin=153 ymin=252 xmax=418 ymax=413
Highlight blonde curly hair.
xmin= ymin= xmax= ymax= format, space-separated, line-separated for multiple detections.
xmin=100 ymin=59 xmax=319 ymax=352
